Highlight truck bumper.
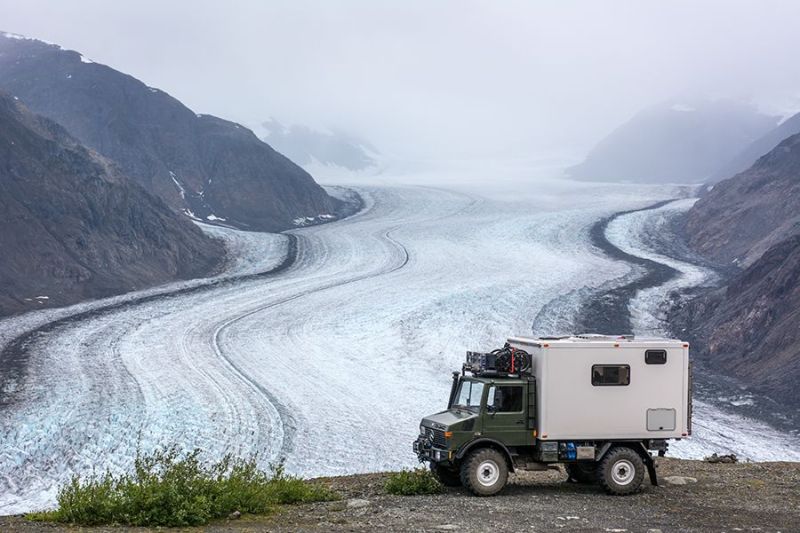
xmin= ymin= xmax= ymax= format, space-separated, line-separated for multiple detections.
xmin=413 ymin=435 xmax=449 ymax=463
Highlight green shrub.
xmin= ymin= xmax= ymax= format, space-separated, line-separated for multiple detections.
xmin=27 ymin=447 xmax=337 ymax=527
xmin=384 ymin=468 xmax=444 ymax=495
xmin=261 ymin=462 xmax=337 ymax=504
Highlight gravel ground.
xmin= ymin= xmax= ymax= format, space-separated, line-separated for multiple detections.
xmin=1 ymin=459 xmax=798 ymax=532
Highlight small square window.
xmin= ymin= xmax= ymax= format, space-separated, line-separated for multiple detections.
xmin=486 ymin=385 xmax=524 ymax=412
xmin=591 ymin=365 xmax=630 ymax=386
xmin=645 ymin=350 xmax=667 ymax=365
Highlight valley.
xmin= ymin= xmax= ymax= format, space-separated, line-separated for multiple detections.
xmin=1 ymin=180 xmax=798 ymax=515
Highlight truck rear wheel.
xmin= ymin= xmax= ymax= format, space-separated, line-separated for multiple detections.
xmin=460 ymin=448 xmax=508 ymax=496
xmin=597 ymin=447 xmax=645 ymax=495
xmin=566 ymin=462 xmax=598 ymax=484
xmin=430 ymin=463 xmax=462 ymax=487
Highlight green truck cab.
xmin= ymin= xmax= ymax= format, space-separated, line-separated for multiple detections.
xmin=414 ymin=336 xmax=692 ymax=496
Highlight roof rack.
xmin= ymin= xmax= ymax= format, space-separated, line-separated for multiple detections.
xmin=463 ymin=344 xmax=532 ymax=377
xmin=574 ymin=333 xmax=635 ymax=341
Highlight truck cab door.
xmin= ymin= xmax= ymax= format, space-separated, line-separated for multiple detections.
xmin=482 ymin=384 xmax=531 ymax=447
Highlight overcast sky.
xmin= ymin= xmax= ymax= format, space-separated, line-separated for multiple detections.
xmin=2 ymin=0 xmax=800 ymax=161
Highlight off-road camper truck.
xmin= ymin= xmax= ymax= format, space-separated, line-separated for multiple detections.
xmin=414 ymin=335 xmax=691 ymax=496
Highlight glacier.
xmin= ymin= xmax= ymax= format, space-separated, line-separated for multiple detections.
xmin=1 ymin=180 xmax=798 ymax=514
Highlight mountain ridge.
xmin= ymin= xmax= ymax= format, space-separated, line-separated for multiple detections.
xmin=570 ymin=99 xmax=778 ymax=184
xmin=686 ymin=133 xmax=800 ymax=266
xmin=0 ymin=33 xmax=342 ymax=232
xmin=0 ymin=91 xmax=225 ymax=317
xmin=259 ymin=118 xmax=379 ymax=172
xmin=713 ymin=111 xmax=800 ymax=180
xmin=672 ymin=132 xmax=800 ymax=408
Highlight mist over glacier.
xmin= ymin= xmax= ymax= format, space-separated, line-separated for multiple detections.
xmin=3 ymin=1 xmax=800 ymax=163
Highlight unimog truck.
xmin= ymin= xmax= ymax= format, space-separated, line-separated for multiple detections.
xmin=414 ymin=335 xmax=692 ymax=496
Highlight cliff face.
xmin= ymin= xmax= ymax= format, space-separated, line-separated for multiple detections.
xmin=686 ymin=133 xmax=800 ymax=267
xmin=714 ymin=111 xmax=800 ymax=180
xmin=0 ymin=33 xmax=342 ymax=231
xmin=569 ymin=99 xmax=777 ymax=184
xmin=677 ymin=133 xmax=800 ymax=407
xmin=674 ymin=235 xmax=800 ymax=406
xmin=0 ymin=92 xmax=225 ymax=316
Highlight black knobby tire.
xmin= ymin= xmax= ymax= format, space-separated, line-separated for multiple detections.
xmin=566 ymin=462 xmax=598 ymax=484
xmin=430 ymin=463 xmax=462 ymax=487
xmin=597 ymin=447 xmax=645 ymax=495
xmin=459 ymin=448 xmax=509 ymax=496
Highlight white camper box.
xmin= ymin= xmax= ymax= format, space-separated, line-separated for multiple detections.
xmin=507 ymin=335 xmax=691 ymax=441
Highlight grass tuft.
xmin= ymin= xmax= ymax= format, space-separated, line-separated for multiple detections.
xmin=26 ymin=447 xmax=337 ymax=527
xmin=384 ymin=468 xmax=444 ymax=495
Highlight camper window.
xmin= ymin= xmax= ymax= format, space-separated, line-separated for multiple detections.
xmin=591 ymin=364 xmax=630 ymax=386
xmin=645 ymin=350 xmax=667 ymax=364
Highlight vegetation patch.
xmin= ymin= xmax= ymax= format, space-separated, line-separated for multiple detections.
xmin=27 ymin=447 xmax=337 ymax=527
xmin=384 ymin=468 xmax=444 ymax=495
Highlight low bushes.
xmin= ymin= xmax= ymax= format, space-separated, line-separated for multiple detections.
xmin=28 ymin=447 xmax=337 ymax=527
xmin=384 ymin=468 xmax=444 ymax=495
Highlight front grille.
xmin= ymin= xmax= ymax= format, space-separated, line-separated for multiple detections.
xmin=427 ymin=428 xmax=447 ymax=448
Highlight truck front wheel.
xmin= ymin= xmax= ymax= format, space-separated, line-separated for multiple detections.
xmin=597 ymin=447 xmax=645 ymax=495
xmin=430 ymin=463 xmax=462 ymax=487
xmin=460 ymin=448 xmax=509 ymax=496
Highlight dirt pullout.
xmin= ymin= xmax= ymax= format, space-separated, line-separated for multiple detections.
xmin=2 ymin=459 xmax=797 ymax=532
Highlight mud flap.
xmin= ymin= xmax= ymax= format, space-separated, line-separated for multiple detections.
xmin=643 ymin=452 xmax=658 ymax=486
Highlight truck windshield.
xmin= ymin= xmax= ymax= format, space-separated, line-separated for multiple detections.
xmin=453 ymin=380 xmax=485 ymax=412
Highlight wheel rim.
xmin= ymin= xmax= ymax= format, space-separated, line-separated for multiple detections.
xmin=611 ymin=459 xmax=635 ymax=485
xmin=477 ymin=459 xmax=500 ymax=487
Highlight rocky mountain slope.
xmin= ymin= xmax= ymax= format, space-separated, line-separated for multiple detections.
xmin=675 ymin=235 xmax=800 ymax=406
xmin=570 ymin=99 xmax=777 ymax=184
xmin=714 ymin=110 xmax=800 ymax=180
xmin=0 ymin=33 xmax=342 ymax=231
xmin=0 ymin=92 xmax=224 ymax=317
xmin=686 ymin=133 xmax=800 ymax=266
xmin=674 ymin=133 xmax=800 ymax=407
